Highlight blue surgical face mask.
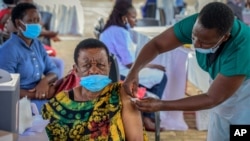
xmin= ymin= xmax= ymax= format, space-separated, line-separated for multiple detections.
xmin=195 ymin=45 xmax=220 ymax=54
xmin=20 ymin=22 xmax=42 ymax=39
xmin=126 ymin=22 xmax=131 ymax=30
xmin=80 ymin=75 xmax=111 ymax=92
xmin=192 ymin=36 xmax=224 ymax=54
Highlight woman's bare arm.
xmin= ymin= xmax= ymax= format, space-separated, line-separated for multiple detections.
xmin=120 ymin=85 xmax=145 ymax=141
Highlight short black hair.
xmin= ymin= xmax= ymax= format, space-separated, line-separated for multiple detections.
xmin=3 ymin=0 xmax=14 ymax=5
xmin=198 ymin=2 xmax=234 ymax=36
xmin=14 ymin=0 xmax=20 ymax=4
xmin=14 ymin=0 xmax=33 ymax=4
xmin=74 ymin=38 xmax=110 ymax=65
xmin=11 ymin=3 xmax=37 ymax=27
xmin=102 ymin=1 xmax=134 ymax=32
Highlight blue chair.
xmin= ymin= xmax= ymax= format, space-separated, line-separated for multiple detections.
xmin=39 ymin=11 xmax=53 ymax=46
xmin=145 ymin=91 xmax=161 ymax=141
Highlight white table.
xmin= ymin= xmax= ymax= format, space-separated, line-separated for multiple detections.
xmin=131 ymin=26 xmax=210 ymax=130
xmin=34 ymin=0 xmax=84 ymax=35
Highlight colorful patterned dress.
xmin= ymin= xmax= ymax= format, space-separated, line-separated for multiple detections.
xmin=42 ymin=83 xmax=148 ymax=141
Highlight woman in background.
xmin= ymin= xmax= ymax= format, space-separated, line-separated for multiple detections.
xmin=0 ymin=3 xmax=59 ymax=112
xmin=100 ymin=1 xmax=167 ymax=131
xmin=1 ymin=0 xmax=64 ymax=79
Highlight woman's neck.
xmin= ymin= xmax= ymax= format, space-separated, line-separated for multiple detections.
xmin=17 ymin=32 xmax=32 ymax=47
xmin=73 ymin=87 xmax=101 ymax=101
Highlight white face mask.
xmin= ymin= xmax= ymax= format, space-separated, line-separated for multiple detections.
xmin=193 ymin=36 xmax=224 ymax=54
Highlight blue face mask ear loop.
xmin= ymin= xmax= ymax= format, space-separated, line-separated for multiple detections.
xmin=17 ymin=20 xmax=26 ymax=33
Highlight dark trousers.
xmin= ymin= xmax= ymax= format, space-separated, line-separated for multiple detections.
xmin=121 ymin=73 xmax=167 ymax=119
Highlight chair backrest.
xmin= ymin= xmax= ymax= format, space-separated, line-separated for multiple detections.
xmin=39 ymin=11 xmax=53 ymax=46
xmin=109 ymin=53 xmax=120 ymax=83
xmin=136 ymin=18 xmax=160 ymax=27
xmin=158 ymin=8 xmax=166 ymax=26
xmin=144 ymin=2 xmax=157 ymax=18
xmin=93 ymin=17 xmax=105 ymax=39
xmin=40 ymin=11 xmax=52 ymax=30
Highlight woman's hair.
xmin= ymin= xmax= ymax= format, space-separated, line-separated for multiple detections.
xmin=74 ymin=38 xmax=110 ymax=65
xmin=102 ymin=1 xmax=134 ymax=32
xmin=198 ymin=2 xmax=234 ymax=36
xmin=14 ymin=0 xmax=33 ymax=4
xmin=11 ymin=3 xmax=37 ymax=27
xmin=3 ymin=0 xmax=14 ymax=5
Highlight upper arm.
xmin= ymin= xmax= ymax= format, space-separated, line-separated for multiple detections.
xmin=151 ymin=26 xmax=183 ymax=53
xmin=39 ymin=43 xmax=59 ymax=77
xmin=120 ymin=85 xmax=144 ymax=141
xmin=152 ymin=14 xmax=198 ymax=53
xmin=0 ymin=45 xmax=17 ymax=73
xmin=0 ymin=13 xmax=10 ymax=25
xmin=207 ymin=74 xmax=246 ymax=106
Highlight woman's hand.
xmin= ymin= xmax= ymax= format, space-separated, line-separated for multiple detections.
xmin=35 ymin=78 xmax=50 ymax=99
xmin=132 ymin=97 xmax=163 ymax=112
xmin=51 ymin=36 xmax=61 ymax=42
xmin=41 ymin=29 xmax=59 ymax=38
xmin=20 ymin=89 xmax=35 ymax=99
xmin=47 ymin=85 xmax=56 ymax=99
xmin=20 ymin=85 xmax=55 ymax=100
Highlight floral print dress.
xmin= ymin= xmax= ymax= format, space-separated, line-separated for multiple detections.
xmin=42 ymin=83 xmax=127 ymax=141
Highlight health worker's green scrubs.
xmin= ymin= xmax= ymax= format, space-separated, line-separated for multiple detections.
xmin=174 ymin=14 xmax=250 ymax=141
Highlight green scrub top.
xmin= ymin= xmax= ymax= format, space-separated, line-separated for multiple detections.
xmin=173 ymin=14 xmax=250 ymax=80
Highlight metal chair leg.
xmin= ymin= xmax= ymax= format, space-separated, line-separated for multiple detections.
xmin=155 ymin=111 xmax=160 ymax=141
xmin=146 ymin=91 xmax=161 ymax=141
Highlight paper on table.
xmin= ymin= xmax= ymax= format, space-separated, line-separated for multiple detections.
xmin=20 ymin=115 xmax=49 ymax=136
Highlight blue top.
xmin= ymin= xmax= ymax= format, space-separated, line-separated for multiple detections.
xmin=0 ymin=33 xmax=58 ymax=89
xmin=100 ymin=25 xmax=135 ymax=72
xmin=175 ymin=0 xmax=184 ymax=7
xmin=100 ymin=25 xmax=164 ymax=88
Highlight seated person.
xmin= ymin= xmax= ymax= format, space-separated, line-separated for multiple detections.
xmin=246 ymin=0 xmax=250 ymax=9
xmin=1 ymin=0 xmax=64 ymax=79
xmin=0 ymin=0 xmax=15 ymax=31
xmin=0 ymin=3 xmax=59 ymax=112
xmin=99 ymin=1 xmax=167 ymax=131
xmin=227 ymin=0 xmax=244 ymax=21
xmin=42 ymin=38 xmax=148 ymax=141
xmin=3 ymin=0 xmax=61 ymax=45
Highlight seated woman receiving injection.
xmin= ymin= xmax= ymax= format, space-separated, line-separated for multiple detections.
xmin=42 ymin=38 xmax=148 ymax=141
